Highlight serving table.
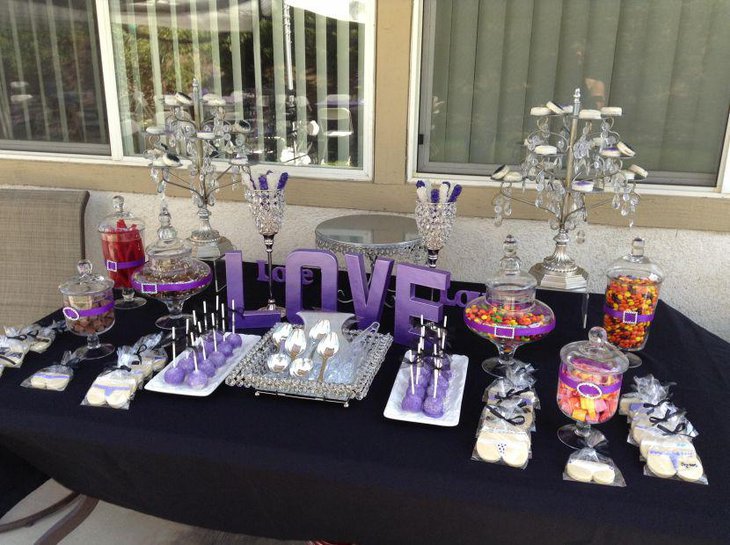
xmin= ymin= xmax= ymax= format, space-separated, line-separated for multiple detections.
xmin=0 ymin=263 xmax=727 ymax=545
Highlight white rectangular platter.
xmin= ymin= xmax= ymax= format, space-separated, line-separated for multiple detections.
xmin=383 ymin=354 xmax=469 ymax=427
xmin=145 ymin=334 xmax=261 ymax=397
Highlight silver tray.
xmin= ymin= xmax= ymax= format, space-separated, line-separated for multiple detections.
xmin=225 ymin=327 xmax=393 ymax=407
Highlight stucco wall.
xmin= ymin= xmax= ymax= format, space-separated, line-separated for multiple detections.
xmin=78 ymin=189 xmax=730 ymax=341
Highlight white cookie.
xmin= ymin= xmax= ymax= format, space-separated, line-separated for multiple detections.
xmin=30 ymin=375 xmax=47 ymax=389
xmin=85 ymin=387 xmax=106 ymax=406
xmin=565 ymin=459 xmax=615 ymax=485
xmin=639 ymin=436 xmax=694 ymax=460
xmin=45 ymin=377 xmax=69 ymax=391
xmin=106 ymin=390 xmax=131 ymax=409
xmin=646 ymin=453 xmax=677 ymax=478
xmin=677 ymin=457 xmax=704 ymax=482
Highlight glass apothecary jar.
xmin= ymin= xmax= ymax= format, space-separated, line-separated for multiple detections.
xmin=59 ymin=260 xmax=115 ymax=360
xmin=603 ymin=237 xmax=664 ymax=368
xmin=557 ymin=326 xmax=629 ymax=448
xmin=98 ymin=195 xmax=147 ymax=310
xmin=132 ymin=205 xmax=211 ymax=329
xmin=464 ymin=235 xmax=555 ymax=377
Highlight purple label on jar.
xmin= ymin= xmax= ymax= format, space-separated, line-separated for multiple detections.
xmin=559 ymin=367 xmax=623 ymax=395
xmin=106 ymin=258 xmax=145 ymax=272
xmin=132 ymin=272 xmax=212 ymax=294
xmin=62 ymin=302 xmax=114 ymax=321
xmin=468 ymin=319 xmax=555 ymax=338
xmin=603 ymin=305 xmax=654 ymax=324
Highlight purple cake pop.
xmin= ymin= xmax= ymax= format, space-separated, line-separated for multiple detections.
xmin=423 ymin=397 xmax=445 ymax=418
xmin=208 ymin=351 xmax=226 ymax=368
xmin=225 ymin=333 xmax=242 ymax=349
xmin=164 ymin=366 xmax=185 ymax=385
xmin=218 ymin=342 xmax=234 ymax=357
xmin=207 ymin=330 xmax=224 ymax=343
xmin=177 ymin=357 xmax=195 ymax=373
xmin=401 ymin=394 xmax=423 ymax=412
xmin=199 ymin=360 xmax=217 ymax=377
xmin=202 ymin=339 xmax=216 ymax=356
xmin=186 ymin=370 xmax=208 ymax=389
xmin=427 ymin=382 xmax=448 ymax=397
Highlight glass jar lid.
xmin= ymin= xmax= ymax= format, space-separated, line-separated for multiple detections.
xmin=486 ymin=235 xmax=537 ymax=306
xmin=606 ymin=237 xmax=664 ymax=283
xmin=146 ymin=205 xmax=191 ymax=261
xmin=59 ymin=260 xmax=114 ymax=296
xmin=560 ymin=326 xmax=629 ymax=375
xmin=98 ymin=195 xmax=146 ymax=233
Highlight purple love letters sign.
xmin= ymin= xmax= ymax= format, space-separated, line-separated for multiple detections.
xmin=394 ymin=263 xmax=450 ymax=346
xmin=285 ymin=249 xmax=339 ymax=324
xmin=224 ymin=251 xmax=280 ymax=329
xmin=345 ymin=253 xmax=394 ymax=329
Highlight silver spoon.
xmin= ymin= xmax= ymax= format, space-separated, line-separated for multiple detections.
xmin=316 ymin=332 xmax=340 ymax=383
xmin=265 ymin=323 xmax=294 ymax=373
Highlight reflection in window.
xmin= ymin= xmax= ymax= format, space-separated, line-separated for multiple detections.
xmin=418 ymin=0 xmax=730 ymax=186
xmin=110 ymin=0 xmax=368 ymax=168
xmin=0 ymin=0 xmax=108 ymax=153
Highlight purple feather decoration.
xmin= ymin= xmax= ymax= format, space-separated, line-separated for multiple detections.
xmin=447 ymin=184 xmax=462 ymax=202
xmin=430 ymin=188 xmax=439 ymax=203
xmin=277 ymin=172 xmax=289 ymax=190
xmin=416 ymin=180 xmax=426 ymax=189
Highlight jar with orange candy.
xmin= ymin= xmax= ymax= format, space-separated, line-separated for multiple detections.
xmin=557 ymin=327 xmax=629 ymax=449
xmin=603 ymin=238 xmax=664 ymax=368
xmin=464 ymin=235 xmax=555 ymax=377
xmin=98 ymin=196 xmax=147 ymax=310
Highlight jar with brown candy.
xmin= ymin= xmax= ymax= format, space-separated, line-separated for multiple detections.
xmin=132 ymin=205 xmax=211 ymax=330
xmin=59 ymin=260 xmax=115 ymax=360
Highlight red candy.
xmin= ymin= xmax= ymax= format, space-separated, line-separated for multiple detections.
xmin=100 ymin=219 xmax=145 ymax=289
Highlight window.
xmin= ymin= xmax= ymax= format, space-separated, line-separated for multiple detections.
xmin=0 ymin=0 xmax=109 ymax=154
xmin=416 ymin=0 xmax=730 ymax=187
xmin=108 ymin=0 xmax=372 ymax=170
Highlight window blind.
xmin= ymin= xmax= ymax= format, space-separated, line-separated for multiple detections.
xmin=419 ymin=0 xmax=730 ymax=186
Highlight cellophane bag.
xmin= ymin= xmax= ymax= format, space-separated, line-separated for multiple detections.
xmin=564 ymin=447 xmax=626 ymax=487
xmin=472 ymin=403 xmax=532 ymax=469
xmin=21 ymin=350 xmax=81 ymax=392
xmin=81 ymin=350 xmax=139 ymax=410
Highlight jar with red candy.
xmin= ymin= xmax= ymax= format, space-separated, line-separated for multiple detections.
xmin=464 ymin=235 xmax=555 ymax=377
xmin=557 ymin=326 xmax=629 ymax=449
xmin=603 ymin=237 xmax=664 ymax=368
xmin=98 ymin=195 xmax=147 ymax=310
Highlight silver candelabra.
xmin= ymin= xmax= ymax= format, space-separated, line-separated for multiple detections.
xmin=145 ymin=79 xmax=253 ymax=259
xmin=492 ymin=88 xmax=645 ymax=291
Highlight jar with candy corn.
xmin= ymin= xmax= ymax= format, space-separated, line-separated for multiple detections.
xmin=557 ymin=327 xmax=629 ymax=449
xmin=464 ymin=235 xmax=555 ymax=377
xmin=603 ymin=238 xmax=664 ymax=368
xmin=98 ymin=195 xmax=147 ymax=310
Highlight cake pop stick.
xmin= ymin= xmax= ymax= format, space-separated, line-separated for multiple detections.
xmin=215 ymin=295 xmax=220 ymax=320
xmin=193 ymin=310 xmax=198 ymax=327
xmin=172 ymin=327 xmax=177 ymax=361
xmin=433 ymin=368 xmax=438 ymax=398
xmin=201 ymin=339 xmax=207 ymax=359
xmin=409 ymin=363 xmax=415 ymax=395
xmin=212 ymin=320 xmax=218 ymax=351
xmin=193 ymin=350 xmax=198 ymax=370
xmin=197 ymin=322 xmax=203 ymax=336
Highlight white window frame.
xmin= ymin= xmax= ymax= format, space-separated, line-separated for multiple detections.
xmin=0 ymin=0 xmax=377 ymax=183
xmin=406 ymin=0 xmax=730 ymax=197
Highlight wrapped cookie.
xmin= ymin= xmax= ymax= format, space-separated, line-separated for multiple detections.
xmin=21 ymin=350 xmax=81 ymax=392
xmin=0 ymin=336 xmax=30 ymax=368
xmin=637 ymin=418 xmax=698 ymax=461
xmin=5 ymin=324 xmax=57 ymax=354
xmin=644 ymin=444 xmax=707 ymax=484
xmin=623 ymin=375 xmax=675 ymax=420
xmin=629 ymin=405 xmax=689 ymax=446
xmin=484 ymin=372 xmax=539 ymax=410
xmin=472 ymin=404 xmax=532 ymax=469
xmin=131 ymin=332 xmax=168 ymax=372
xmin=82 ymin=360 xmax=139 ymax=410
xmin=564 ymin=447 xmax=626 ymax=487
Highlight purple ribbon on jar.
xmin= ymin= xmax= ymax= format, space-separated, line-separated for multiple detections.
xmin=131 ymin=272 xmax=212 ymax=295
xmin=558 ymin=367 xmax=623 ymax=396
xmin=603 ymin=305 xmax=654 ymax=324
xmin=106 ymin=258 xmax=145 ymax=272
xmin=467 ymin=319 xmax=555 ymax=338
xmin=62 ymin=301 xmax=114 ymax=321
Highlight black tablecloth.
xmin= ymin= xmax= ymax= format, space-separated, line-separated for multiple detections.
xmin=0 ymin=263 xmax=728 ymax=545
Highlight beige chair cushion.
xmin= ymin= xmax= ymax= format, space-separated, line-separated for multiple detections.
xmin=0 ymin=188 xmax=88 ymax=328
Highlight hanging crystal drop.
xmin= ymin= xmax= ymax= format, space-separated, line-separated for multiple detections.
xmin=576 ymin=229 xmax=586 ymax=244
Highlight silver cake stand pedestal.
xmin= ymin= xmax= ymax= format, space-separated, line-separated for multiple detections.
xmin=315 ymin=214 xmax=423 ymax=269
